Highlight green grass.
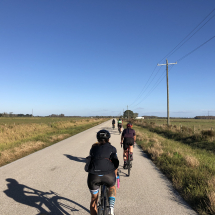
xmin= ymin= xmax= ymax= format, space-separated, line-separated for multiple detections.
xmin=132 ymin=121 xmax=215 ymax=215
xmin=143 ymin=118 xmax=215 ymax=131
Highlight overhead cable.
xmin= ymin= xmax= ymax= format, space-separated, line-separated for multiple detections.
xmin=158 ymin=8 xmax=215 ymax=63
xmin=177 ymin=35 xmax=215 ymax=62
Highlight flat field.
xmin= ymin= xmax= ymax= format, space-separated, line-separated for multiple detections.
xmin=143 ymin=118 xmax=215 ymax=132
xmin=0 ymin=117 xmax=107 ymax=167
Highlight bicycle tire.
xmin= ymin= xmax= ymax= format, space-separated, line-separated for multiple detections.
xmin=97 ymin=186 xmax=104 ymax=215
xmin=128 ymin=149 xmax=130 ymax=176
xmin=104 ymin=186 xmax=109 ymax=215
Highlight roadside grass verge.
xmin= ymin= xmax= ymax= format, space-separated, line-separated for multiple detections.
xmin=133 ymin=123 xmax=215 ymax=215
xmin=135 ymin=121 xmax=215 ymax=154
xmin=0 ymin=118 xmax=106 ymax=167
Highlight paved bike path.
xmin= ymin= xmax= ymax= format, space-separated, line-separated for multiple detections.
xmin=0 ymin=120 xmax=197 ymax=214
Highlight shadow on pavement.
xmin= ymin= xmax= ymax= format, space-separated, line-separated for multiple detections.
xmin=118 ymin=165 xmax=128 ymax=177
xmin=4 ymin=178 xmax=90 ymax=215
xmin=64 ymin=154 xmax=86 ymax=163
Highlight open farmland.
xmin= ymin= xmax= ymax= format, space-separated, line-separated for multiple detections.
xmin=0 ymin=117 xmax=107 ymax=167
xmin=143 ymin=118 xmax=215 ymax=132
xmin=130 ymin=118 xmax=215 ymax=214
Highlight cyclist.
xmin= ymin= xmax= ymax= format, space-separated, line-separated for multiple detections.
xmin=120 ymin=123 xmax=136 ymax=169
xmin=85 ymin=130 xmax=119 ymax=215
xmin=112 ymin=118 xmax=115 ymax=128
xmin=117 ymin=118 xmax=123 ymax=133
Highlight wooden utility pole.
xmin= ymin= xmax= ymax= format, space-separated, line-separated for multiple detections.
xmin=127 ymin=105 xmax=129 ymax=120
xmin=157 ymin=59 xmax=177 ymax=126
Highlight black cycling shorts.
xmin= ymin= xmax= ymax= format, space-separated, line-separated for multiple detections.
xmin=123 ymin=138 xmax=134 ymax=150
xmin=118 ymin=124 xmax=122 ymax=128
xmin=87 ymin=172 xmax=116 ymax=194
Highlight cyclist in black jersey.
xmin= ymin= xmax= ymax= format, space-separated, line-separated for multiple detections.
xmin=112 ymin=119 xmax=115 ymax=128
xmin=85 ymin=130 xmax=119 ymax=215
xmin=121 ymin=123 xmax=136 ymax=169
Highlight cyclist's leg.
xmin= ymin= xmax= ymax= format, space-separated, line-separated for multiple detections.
xmin=123 ymin=144 xmax=129 ymax=168
xmin=129 ymin=145 xmax=134 ymax=161
xmin=87 ymin=173 xmax=100 ymax=215
xmin=90 ymin=193 xmax=98 ymax=215
xmin=102 ymin=172 xmax=116 ymax=215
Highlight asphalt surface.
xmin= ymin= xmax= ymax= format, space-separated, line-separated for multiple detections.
xmin=0 ymin=120 xmax=197 ymax=215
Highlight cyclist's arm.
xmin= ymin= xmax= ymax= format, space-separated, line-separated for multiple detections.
xmin=115 ymin=169 xmax=118 ymax=177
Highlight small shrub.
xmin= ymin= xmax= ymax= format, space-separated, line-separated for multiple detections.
xmin=202 ymin=130 xmax=215 ymax=137
xmin=185 ymin=156 xmax=199 ymax=168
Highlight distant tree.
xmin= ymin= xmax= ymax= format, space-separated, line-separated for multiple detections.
xmin=3 ymin=112 xmax=9 ymax=117
xmin=133 ymin=113 xmax=138 ymax=118
xmin=123 ymin=110 xmax=135 ymax=119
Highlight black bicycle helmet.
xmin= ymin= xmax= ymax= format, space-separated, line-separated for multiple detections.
xmin=97 ymin=130 xmax=111 ymax=140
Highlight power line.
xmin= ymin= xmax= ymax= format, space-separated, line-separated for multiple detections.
xmin=129 ymin=65 xmax=157 ymax=106
xmin=129 ymin=65 xmax=162 ymax=107
xmin=129 ymin=8 xmax=215 ymax=109
xmin=177 ymin=35 xmax=215 ymax=62
xmin=135 ymin=34 xmax=215 ymax=107
xmin=158 ymin=8 xmax=215 ymax=63
xmin=132 ymin=65 xmax=175 ymax=108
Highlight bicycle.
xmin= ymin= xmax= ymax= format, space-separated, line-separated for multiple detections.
xmin=97 ymin=170 xmax=120 ymax=215
xmin=112 ymin=124 xmax=115 ymax=129
xmin=97 ymin=184 xmax=109 ymax=215
xmin=118 ymin=126 xmax=122 ymax=134
xmin=124 ymin=145 xmax=132 ymax=177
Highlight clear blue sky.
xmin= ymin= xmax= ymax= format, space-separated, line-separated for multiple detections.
xmin=0 ymin=0 xmax=215 ymax=117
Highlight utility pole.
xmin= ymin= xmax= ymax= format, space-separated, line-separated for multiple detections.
xmin=127 ymin=105 xmax=129 ymax=120
xmin=157 ymin=59 xmax=177 ymax=126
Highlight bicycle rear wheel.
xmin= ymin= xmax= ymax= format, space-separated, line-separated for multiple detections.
xmin=128 ymin=149 xmax=130 ymax=176
xmin=97 ymin=186 xmax=103 ymax=215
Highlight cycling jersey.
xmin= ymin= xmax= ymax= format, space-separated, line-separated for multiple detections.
xmin=112 ymin=119 xmax=115 ymax=124
xmin=122 ymin=128 xmax=135 ymax=139
xmin=87 ymin=142 xmax=119 ymax=175
xmin=118 ymin=120 xmax=122 ymax=127
xmin=122 ymin=128 xmax=136 ymax=150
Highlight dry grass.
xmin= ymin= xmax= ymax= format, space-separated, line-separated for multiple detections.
xmin=136 ymin=131 xmax=148 ymax=142
xmin=0 ymin=118 xmax=99 ymax=148
xmin=207 ymin=177 xmax=215 ymax=214
xmin=0 ymin=141 xmax=46 ymax=166
xmin=208 ymin=177 xmax=215 ymax=188
xmin=50 ymin=134 xmax=70 ymax=142
xmin=166 ymin=151 xmax=173 ymax=157
xmin=185 ymin=155 xmax=200 ymax=168
xmin=147 ymin=142 xmax=163 ymax=160
xmin=0 ymin=118 xmax=106 ymax=167
xmin=207 ymin=192 xmax=215 ymax=214
xmin=0 ymin=124 xmax=52 ymax=145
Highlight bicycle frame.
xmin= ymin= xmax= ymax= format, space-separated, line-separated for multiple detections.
xmin=97 ymin=185 xmax=108 ymax=215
